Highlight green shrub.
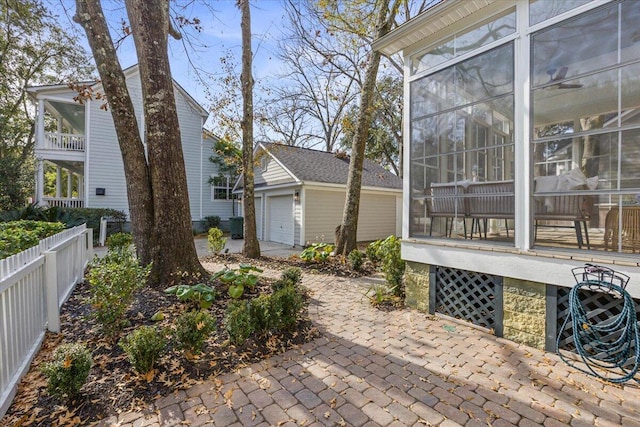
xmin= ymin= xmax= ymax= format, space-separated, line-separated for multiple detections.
xmin=87 ymin=250 xmax=150 ymax=337
xmin=300 ymin=243 xmax=334 ymax=263
xmin=270 ymin=285 xmax=304 ymax=329
xmin=224 ymin=285 xmax=304 ymax=345
xmin=273 ymin=267 xmax=303 ymax=292
xmin=207 ymin=227 xmax=226 ymax=253
xmin=106 ymin=232 xmax=133 ymax=251
xmin=376 ymin=235 xmax=405 ymax=296
xmin=225 ymin=301 xmax=253 ymax=345
xmin=365 ymin=239 xmax=383 ymax=264
xmin=0 ymin=220 xmax=65 ymax=259
xmin=281 ymin=267 xmax=302 ymax=286
xmin=41 ymin=343 xmax=92 ymax=400
xmin=174 ymin=310 xmax=216 ymax=354
xmin=164 ymin=283 xmax=217 ymax=310
xmin=0 ymin=206 xmax=126 ymax=241
xmin=120 ymin=326 xmax=167 ymax=374
xmin=348 ymin=249 xmax=365 ymax=271
xmin=203 ymin=215 xmax=221 ymax=230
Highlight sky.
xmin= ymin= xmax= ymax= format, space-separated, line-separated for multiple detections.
xmin=50 ymin=0 xmax=289 ymax=127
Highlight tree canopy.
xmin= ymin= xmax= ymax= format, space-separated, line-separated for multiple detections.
xmin=0 ymin=0 xmax=93 ymax=211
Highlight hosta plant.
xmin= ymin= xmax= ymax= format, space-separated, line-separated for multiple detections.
xmin=213 ymin=264 xmax=263 ymax=299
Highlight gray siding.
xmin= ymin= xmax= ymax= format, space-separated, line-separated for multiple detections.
xmin=200 ymin=135 xmax=235 ymax=221
xmin=176 ymin=87 xmax=209 ymax=221
xmin=304 ymin=188 xmax=399 ymax=244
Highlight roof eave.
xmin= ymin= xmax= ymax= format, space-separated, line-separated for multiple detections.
xmin=374 ymin=0 xmax=497 ymax=56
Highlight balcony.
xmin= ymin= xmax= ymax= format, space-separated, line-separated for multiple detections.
xmin=43 ymin=132 xmax=85 ymax=151
xmin=42 ymin=197 xmax=84 ymax=208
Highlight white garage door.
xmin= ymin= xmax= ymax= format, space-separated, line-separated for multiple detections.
xmin=268 ymin=195 xmax=294 ymax=245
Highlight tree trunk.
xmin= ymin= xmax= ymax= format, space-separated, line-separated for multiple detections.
xmin=125 ymin=0 xmax=206 ymax=283
xmin=74 ymin=0 xmax=155 ymax=265
xmin=335 ymin=0 xmax=398 ymax=256
xmin=239 ymin=0 xmax=260 ymax=258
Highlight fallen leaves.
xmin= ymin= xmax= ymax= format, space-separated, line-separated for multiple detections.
xmin=2 ymin=263 xmax=320 ymax=426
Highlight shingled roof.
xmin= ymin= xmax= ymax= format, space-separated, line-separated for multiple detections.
xmin=260 ymin=143 xmax=402 ymax=190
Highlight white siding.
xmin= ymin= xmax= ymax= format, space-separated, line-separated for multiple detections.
xmin=239 ymin=197 xmax=262 ymax=240
xmin=254 ymin=156 xmax=294 ymax=186
xmin=86 ymin=97 xmax=130 ymax=215
xmin=86 ymin=71 xmax=217 ymax=221
xmin=294 ymin=196 xmax=302 ymax=246
xmin=304 ymin=188 xmax=399 ymax=244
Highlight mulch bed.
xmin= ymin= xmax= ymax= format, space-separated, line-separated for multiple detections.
xmin=1 ymin=254 xmax=378 ymax=426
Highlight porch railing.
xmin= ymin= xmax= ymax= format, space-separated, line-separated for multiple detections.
xmin=43 ymin=197 xmax=84 ymax=208
xmin=43 ymin=132 xmax=85 ymax=151
xmin=0 ymin=225 xmax=92 ymax=418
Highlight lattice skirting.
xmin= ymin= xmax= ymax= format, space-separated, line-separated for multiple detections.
xmin=555 ymin=286 xmax=640 ymax=365
xmin=433 ymin=266 xmax=502 ymax=331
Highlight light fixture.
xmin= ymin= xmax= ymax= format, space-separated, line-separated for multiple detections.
xmin=294 ymin=191 xmax=300 ymax=202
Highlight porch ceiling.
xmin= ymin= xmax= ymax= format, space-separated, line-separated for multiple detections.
xmin=47 ymin=100 xmax=85 ymax=132
xmin=45 ymin=160 xmax=84 ymax=176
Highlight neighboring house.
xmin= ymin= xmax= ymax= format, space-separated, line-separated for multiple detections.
xmin=27 ymin=65 xmax=234 ymax=228
xmin=233 ymin=142 xmax=402 ymax=246
xmin=375 ymin=0 xmax=640 ymax=351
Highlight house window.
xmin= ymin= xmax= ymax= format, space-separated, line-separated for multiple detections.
xmin=530 ymin=0 xmax=640 ymax=253
xmin=211 ymin=175 xmax=232 ymax=200
xmin=410 ymin=42 xmax=515 ymax=242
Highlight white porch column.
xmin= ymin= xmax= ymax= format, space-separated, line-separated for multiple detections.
xmin=55 ymin=166 xmax=62 ymax=198
xmin=36 ymin=158 xmax=44 ymax=206
xmin=67 ymin=170 xmax=73 ymax=198
xmin=78 ymin=175 xmax=84 ymax=198
xmin=37 ymin=100 xmax=45 ymax=149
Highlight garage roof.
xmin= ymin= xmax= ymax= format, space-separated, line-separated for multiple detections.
xmin=236 ymin=143 xmax=402 ymax=191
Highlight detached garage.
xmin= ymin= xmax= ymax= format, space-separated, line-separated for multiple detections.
xmin=234 ymin=142 xmax=402 ymax=247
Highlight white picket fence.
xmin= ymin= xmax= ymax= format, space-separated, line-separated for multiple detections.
xmin=0 ymin=225 xmax=92 ymax=418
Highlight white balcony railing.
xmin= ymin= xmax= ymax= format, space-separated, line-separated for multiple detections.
xmin=44 ymin=132 xmax=85 ymax=151
xmin=43 ymin=197 xmax=84 ymax=208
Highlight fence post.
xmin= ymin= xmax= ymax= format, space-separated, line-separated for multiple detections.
xmin=44 ymin=250 xmax=60 ymax=333
xmin=76 ymin=232 xmax=83 ymax=283
xmin=86 ymin=228 xmax=93 ymax=263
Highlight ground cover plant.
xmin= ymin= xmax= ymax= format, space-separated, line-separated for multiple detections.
xmin=2 ymin=254 xmax=322 ymax=426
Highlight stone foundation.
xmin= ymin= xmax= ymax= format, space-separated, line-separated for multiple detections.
xmin=502 ymin=278 xmax=546 ymax=350
xmin=404 ymin=262 xmax=431 ymax=313
xmin=403 ymin=262 xmax=548 ymax=350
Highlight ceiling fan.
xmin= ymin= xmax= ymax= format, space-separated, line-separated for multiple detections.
xmin=546 ymin=66 xmax=583 ymax=89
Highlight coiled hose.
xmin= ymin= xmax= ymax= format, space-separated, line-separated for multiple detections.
xmin=557 ymin=278 xmax=639 ymax=384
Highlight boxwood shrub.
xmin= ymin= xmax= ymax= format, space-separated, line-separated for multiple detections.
xmin=0 ymin=220 xmax=65 ymax=259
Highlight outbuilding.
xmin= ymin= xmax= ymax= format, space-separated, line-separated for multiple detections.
xmin=234 ymin=143 xmax=402 ymax=246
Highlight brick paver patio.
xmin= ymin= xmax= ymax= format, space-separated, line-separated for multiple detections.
xmin=99 ymin=266 xmax=640 ymax=426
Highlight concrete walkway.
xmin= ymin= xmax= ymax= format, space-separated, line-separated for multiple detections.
xmin=194 ymin=237 xmax=300 ymax=258
xmin=99 ymin=260 xmax=640 ymax=427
